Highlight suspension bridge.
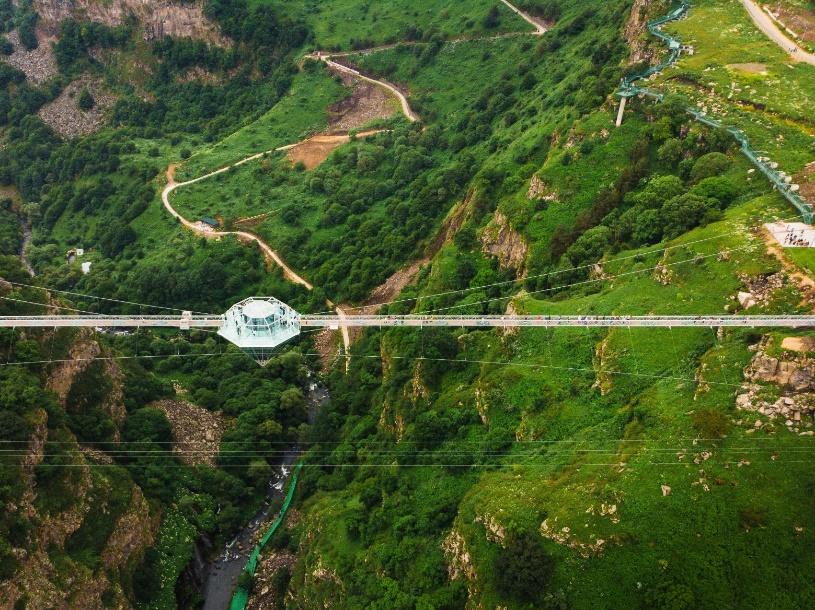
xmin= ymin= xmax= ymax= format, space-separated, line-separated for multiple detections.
xmin=2 ymin=297 xmax=815 ymax=364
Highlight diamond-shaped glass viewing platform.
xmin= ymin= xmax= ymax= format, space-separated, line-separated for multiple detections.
xmin=218 ymin=297 xmax=301 ymax=364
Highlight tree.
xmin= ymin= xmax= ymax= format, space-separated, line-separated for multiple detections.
xmin=123 ymin=408 xmax=172 ymax=444
xmin=483 ymin=6 xmax=500 ymax=28
xmin=78 ymin=88 xmax=94 ymax=111
xmin=658 ymin=138 xmax=683 ymax=164
xmin=494 ymin=531 xmax=555 ymax=602
xmin=690 ymin=152 xmax=730 ymax=183
xmin=98 ymin=220 xmax=136 ymax=257
xmin=661 ymin=193 xmax=718 ymax=238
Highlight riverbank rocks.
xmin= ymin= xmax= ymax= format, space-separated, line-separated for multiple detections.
xmin=245 ymin=550 xmax=297 ymax=610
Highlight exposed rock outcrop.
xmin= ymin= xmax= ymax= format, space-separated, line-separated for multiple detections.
xmin=527 ymin=175 xmax=558 ymax=202
xmin=37 ymin=76 xmax=117 ymax=138
xmin=734 ymin=272 xmax=786 ymax=310
xmin=624 ymin=0 xmax=660 ymax=65
xmin=33 ymin=0 xmax=229 ymax=46
xmin=152 ymin=398 xmax=226 ymax=466
xmin=735 ymin=337 xmax=815 ymax=433
xmin=592 ymin=332 xmax=614 ymax=396
xmin=745 ymin=340 xmax=815 ymax=392
xmin=480 ymin=210 xmax=528 ymax=274
xmin=442 ymin=528 xmax=477 ymax=583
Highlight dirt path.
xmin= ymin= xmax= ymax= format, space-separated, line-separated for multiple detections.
xmin=163 ymin=165 xmax=314 ymax=290
xmin=320 ymin=58 xmax=418 ymax=122
xmin=741 ymin=0 xmax=815 ymax=65
xmin=162 ymin=0 xmax=549 ymax=362
xmin=500 ymin=0 xmax=548 ymax=35
xmin=760 ymin=227 xmax=815 ymax=308
xmin=163 ymin=129 xmax=387 ymax=356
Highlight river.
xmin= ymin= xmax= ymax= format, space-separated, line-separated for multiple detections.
xmin=200 ymin=381 xmax=328 ymax=610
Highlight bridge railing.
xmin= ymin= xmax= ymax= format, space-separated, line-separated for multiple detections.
xmin=615 ymin=1 xmax=813 ymax=224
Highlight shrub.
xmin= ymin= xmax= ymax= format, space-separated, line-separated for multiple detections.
xmin=78 ymin=89 xmax=94 ymax=111
xmin=642 ymin=580 xmax=696 ymax=610
xmin=738 ymin=507 xmax=766 ymax=530
xmin=494 ymin=532 xmax=554 ymax=602
xmin=690 ymin=152 xmax=730 ymax=183
xmin=691 ymin=408 xmax=729 ymax=439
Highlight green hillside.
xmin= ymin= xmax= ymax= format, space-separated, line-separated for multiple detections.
xmin=1 ymin=0 xmax=814 ymax=609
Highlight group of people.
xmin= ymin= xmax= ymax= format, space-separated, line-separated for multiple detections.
xmin=783 ymin=227 xmax=812 ymax=247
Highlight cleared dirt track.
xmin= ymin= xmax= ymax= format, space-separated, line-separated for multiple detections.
xmin=500 ymin=0 xmax=548 ymax=34
xmin=321 ymin=59 xmax=418 ymax=122
xmin=741 ymin=0 xmax=815 ymax=66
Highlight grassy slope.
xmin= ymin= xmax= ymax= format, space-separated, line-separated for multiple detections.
xmin=266 ymin=0 xmax=533 ymax=50
xmin=169 ymin=35 xmax=537 ymax=302
xmin=293 ymin=193 xmax=815 ymax=609
xmin=279 ymin=2 xmax=815 ymax=609
xmin=653 ymin=0 xmax=815 ymax=170
xmin=176 ymin=65 xmax=350 ymax=180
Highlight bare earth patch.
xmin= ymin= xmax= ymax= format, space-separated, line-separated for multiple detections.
xmin=152 ymin=399 xmax=226 ymax=466
xmin=38 ymin=76 xmax=117 ymax=138
xmin=286 ymin=130 xmax=383 ymax=170
xmin=793 ymin=161 xmax=815 ymax=205
xmin=286 ymin=134 xmax=354 ymax=169
xmin=727 ymin=62 xmax=769 ymax=74
xmin=327 ymin=69 xmax=399 ymax=132
xmin=768 ymin=1 xmax=815 ymax=44
xmin=781 ymin=336 xmax=815 ymax=352
xmin=2 ymin=30 xmax=58 ymax=84
xmin=759 ymin=227 xmax=815 ymax=308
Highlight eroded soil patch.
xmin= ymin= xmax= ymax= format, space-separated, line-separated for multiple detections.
xmin=328 ymin=69 xmax=398 ymax=131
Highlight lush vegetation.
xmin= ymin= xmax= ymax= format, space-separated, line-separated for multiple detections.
xmin=1 ymin=0 xmax=815 ymax=608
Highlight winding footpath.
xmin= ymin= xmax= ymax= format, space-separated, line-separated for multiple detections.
xmin=162 ymin=0 xmax=547 ymax=361
xmin=163 ymin=164 xmax=314 ymax=290
xmin=500 ymin=0 xmax=548 ymax=35
xmin=741 ymin=0 xmax=815 ymax=66
xmin=318 ymin=58 xmax=419 ymax=122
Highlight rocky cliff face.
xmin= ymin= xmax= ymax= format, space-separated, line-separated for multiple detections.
xmin=624 ymin=0 xmax=661 ymax=65
xmin=480 ymin=210 xmax=528 ymax=275
xmin=0 ymin=332 xmax=156 ymax=610
xmin=33 ymin=0 xmax=229 ymax=46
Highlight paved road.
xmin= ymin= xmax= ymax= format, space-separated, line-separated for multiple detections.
xmin=741 ymin=0 xmax=815 ymax=66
